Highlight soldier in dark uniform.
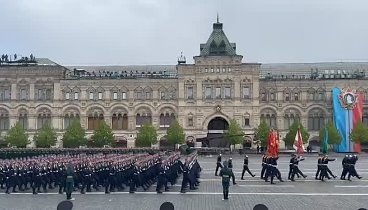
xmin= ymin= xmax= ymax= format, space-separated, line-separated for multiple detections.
xmin=65 ymin=163 xmax=75 ymax=200
xmin=347 ymin=155 xmax=362 ymax=180
xmin=227 ymin=158 xmax=236 ymax=185
xmin=219 ymin=161 xmax=233 ymax=200
xmin=215 ymin=154 xmax=222 ymax=176
xmin=241 ymin=155 xmax=255 ymax=179
xmin=319 ymin=155 xmax=336 ymax=181
xmin=290 ymin=155 xmax=307 ymax=181
xmin=315 ymin=154 xmax=323 ymax=180
xmin=340 ymin=154 xmax=350 ymax=180
xmin=260 ymin=155 xmax=267 ymax=179
xmin=180 ymin=160 xmax=190 ymax=193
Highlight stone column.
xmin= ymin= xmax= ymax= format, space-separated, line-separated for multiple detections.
xmin=28 ymin=116 xmax=36 ymax=130
xmin=53 ymin=82 xmax=61 ymax=101
xmin=11 ymin=83 xmax=17 ymax=100
xmin=29 ymin=84 xmax=35 ymax=100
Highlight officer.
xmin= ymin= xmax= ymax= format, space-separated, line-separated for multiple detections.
xmin=215 ymin=154 xmax=223 ymax=176
xmin=65 ymin=163 xmax=75 ymax=200
xmin=219 ymin=161 xmax=233 ymax=200
xmin=180 ymin=160 xmax=190 ymax=193
xmin=241 ymin=155 xmax=255 ymax=180
xmin=228 ymin=158 xmax=236 ymax=185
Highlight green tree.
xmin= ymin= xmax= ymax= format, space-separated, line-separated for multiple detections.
xmin=283 ymin=121 xmax=309 ymax=147
xmin=4 ymin=122 xmax=29 ymax=148
xmin=225 ymin=119 xmax=244 ymax=146
xmin=319 ymin=121 xmax=342 ymax=145
xmin=90 ymin=121 xmax=115 ymax=148
xmin=166 ymin=120 xmax=185 ymax=146
xmin=34 ymin=124 xmax=57 ymax=148
xmin=350 ymin=121 xmax=368 ymax=144
xmin=255 ymin=120 xmax=270 ymax=147
xmin=62 ymin=119 xmax=87 ymax=148
xmin=136 ymin=123 xmax=158 ymax=147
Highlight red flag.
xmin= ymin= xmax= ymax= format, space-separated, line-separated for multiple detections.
xmin=294 ymin=128 xmax=304 ymax=154
xmin=267 ymin=130 xmax=279 ymax=156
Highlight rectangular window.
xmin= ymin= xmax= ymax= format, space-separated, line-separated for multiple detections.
xmin=294 ymin=93 xmax=299 ymax=101
xmin=243 ymin=87 xmax=250 ymax=99
xmin=145 ymin=92 xmax=150 ymax=99
xmin=89 ymin=92 xmax=94 ymax=100
xmin=20 ymin=89 xmax=27 ymax=100
xmin=122 ymin=92 xmax=127 ymax=99
xmin=188 ymin=118 xmax=193 ymax=127
xmin=270 ymin=93 xmax=275 ymax=101
xmin=113 ymin=92 xmax=118 ymax=100
xmin=161 ymin=91 xmax=165 ymax=99
xmin=65 ymin=93 xmax=70 ymax=100
xmin=224 ymin=87 xmax=231 ymax=99
xmin=205 ymin=87 xmax=212 ymax=99
xmin=309 ymin=93 xmax=314 ymax=101
xmin=215 ymin=87 xmax=221 ymax=99
xmin=261 ymin=93 xmax=266 ymax=101
xmin=285 ymin=93 xmax=290 ymax=101
xmin=244 ymin=118 xmax=250 ymax=126
xmin=74 ymin=92 xmax=79 ymax=100
xmin=4 ymin=89 xmax=10 ymax=100
xmin=319 ymin=92 xmax=323 ymax=100
xmin=137 ymin=92 xmax=142 ymax=100
xmin=38 ymin=89 xmax=43 ymax=100
xmin=98 ymin=92 xmax=103 ymax=100
xmin=187 ymin=87 xmax=194 ymax=99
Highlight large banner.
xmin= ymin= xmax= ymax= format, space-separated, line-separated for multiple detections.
xmin=332 ymin=87 xmax=363 ymax=153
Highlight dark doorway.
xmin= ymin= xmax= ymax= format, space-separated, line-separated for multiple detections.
xmin=115 ymin=136 xmax=128 ymax=148
xmin=207 ymin=117 xmax=229 ymax=147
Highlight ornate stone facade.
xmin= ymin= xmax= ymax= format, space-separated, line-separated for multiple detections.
xmin=1 ymin=20 xmax=368 ymax=148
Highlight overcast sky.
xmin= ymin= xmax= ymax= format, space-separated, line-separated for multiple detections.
xmin=1 ymin=0 xmax=368 ymax=65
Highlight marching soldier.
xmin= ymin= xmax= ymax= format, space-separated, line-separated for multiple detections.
xmin=289 ymin=154 xmax=307 ymax=181
xmin=347 ymin=155 xmax=362 ymax=181
xmin=241 ymin=155 xmax=255 ymax=179
xmin=260 ymin=155 xmax=267 ymax=179
xmin=319 ymin=155 xmax=336 ymax=181
xmin=228 ymin=158 xmax=236 ymax=185
xmin=340 ymin=154 xmax=350 ymax=180
xmin=215 ymin=154 xmax=223 ymax=176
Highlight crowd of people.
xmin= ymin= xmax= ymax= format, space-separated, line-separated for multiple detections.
xmin=0 ymin=151 xmax=201 ymax=199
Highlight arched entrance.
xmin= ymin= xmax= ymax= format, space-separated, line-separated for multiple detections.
xmin=207 ymin=117 xmax=229 ymax=147
xmin=115 ymin=136 xmax=128 ymax=148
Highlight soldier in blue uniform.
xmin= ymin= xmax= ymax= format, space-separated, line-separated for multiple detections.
xmin=215 ymin=154 xmax=222 ymax=176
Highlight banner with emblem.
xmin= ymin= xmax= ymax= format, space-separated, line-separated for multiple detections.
xmin=332 ymin=87 xmax=363 ymax=153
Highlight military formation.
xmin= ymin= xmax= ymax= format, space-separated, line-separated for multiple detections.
xmin=0 ymin=151 xmax=201 ymax=198
xmin=216 ymin=153 xmax=363 ymax=200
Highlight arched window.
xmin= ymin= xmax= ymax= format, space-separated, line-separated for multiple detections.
xmin=88 ymin=112 xmax=104 ymax=130
xmin=284 ymin=113 xmax=300 ymax=129
xmin=112 ymin=113 xmax=128 ymax=130
xmin=136 ymin=110 xmax=152 ymax=128
xmin=18 ymin=110 xmax=28 ymax=130
xmin=260 ymin=109 xmax=277 ymax=128
xmin=159 ymin=113 xmax=175 ymax=129
xmin=0 ymin=109 xmax=9 ymax=131
xmin=64 ymin=113 xmax=80 ymax=129
xmin=37 ymin=109 xmax=51 ymax=129
xmin=308 ymin=108 xmax=325 ymax=131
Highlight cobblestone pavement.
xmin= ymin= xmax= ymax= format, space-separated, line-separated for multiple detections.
xmin=1 ymin=154 xmax=368 ymax=210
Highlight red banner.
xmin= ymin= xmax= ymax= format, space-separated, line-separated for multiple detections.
xmin=352 ymin=92 xmax=364 ymax=153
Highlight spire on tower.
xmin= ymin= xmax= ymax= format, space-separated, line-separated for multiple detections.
xmin=217 ymin=12 xmax=219 ymax=23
